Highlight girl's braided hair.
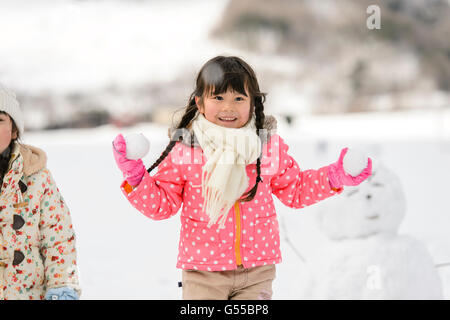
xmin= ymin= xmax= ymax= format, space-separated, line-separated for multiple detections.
xmin=147 ymin=56 xmax=267 ymax=202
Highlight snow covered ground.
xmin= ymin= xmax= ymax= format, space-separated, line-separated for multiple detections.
xmin=23 ymin=109 xmax=450 ymax=299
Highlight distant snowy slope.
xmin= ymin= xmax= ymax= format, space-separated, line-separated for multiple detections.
xmin=0 ymin=0 xmax=229 ymax=94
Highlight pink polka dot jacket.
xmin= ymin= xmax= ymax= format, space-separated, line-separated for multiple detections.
xmin=120 ymin=116 xmax=343 ymax=271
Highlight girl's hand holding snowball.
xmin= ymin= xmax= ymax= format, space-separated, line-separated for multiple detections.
xmin=327 ymin=147 xmax=372 ymax=189
xmin=112 ymin=133 xmax=150 ymax=187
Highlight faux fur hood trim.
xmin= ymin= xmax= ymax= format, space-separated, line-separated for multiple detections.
xmin=19 ymin=143 xmax=47 ymax=177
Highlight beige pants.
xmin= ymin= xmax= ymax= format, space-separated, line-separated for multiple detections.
xmin=181 ymin=264 xmax=276 ymax=300
xmin=0 ymin=264 xmax=5 ymax=300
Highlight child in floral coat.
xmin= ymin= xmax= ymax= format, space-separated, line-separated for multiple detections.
xmin=113 ymin=56 xmax=372 ymax=299
xmin=0 ymin=85 xmax=80 ymax=300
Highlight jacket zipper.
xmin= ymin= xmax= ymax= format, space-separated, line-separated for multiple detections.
xmin=234 ymin=201 xmax=243 ymax=266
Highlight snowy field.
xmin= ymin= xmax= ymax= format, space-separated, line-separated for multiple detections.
xmin=2 ymin=0 xmax=449 ymax=299
xmin=23 ymin=110 xmax=450 ymax=299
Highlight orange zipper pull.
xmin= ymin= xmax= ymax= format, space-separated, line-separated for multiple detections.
xmin=234 ymin=202 xmax=243 ymax=266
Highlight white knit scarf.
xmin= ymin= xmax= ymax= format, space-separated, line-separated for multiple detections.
xmin=192 ymin=113 xmax=261 ymax=229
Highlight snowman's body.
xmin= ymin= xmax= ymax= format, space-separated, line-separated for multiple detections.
xmin=309 ymin=162 xmax=443 ymax=299
xmin=311 ymin=233 xmax=442 ymax=299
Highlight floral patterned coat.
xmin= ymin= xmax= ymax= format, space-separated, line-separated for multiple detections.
xmin=0 ymin=142 xmax=80 ymax=300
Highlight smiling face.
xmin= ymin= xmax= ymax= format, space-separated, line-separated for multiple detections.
xmin=195 ymin=86 xmax=253 ymax=129
xmin=0 ymin=112 xmax=17 ymax=154
xmin=316 ymin=162 xmax=406 ymax=240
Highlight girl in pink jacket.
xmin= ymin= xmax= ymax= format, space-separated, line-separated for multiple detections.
xmin=113 ymin=56 xmax=372 ymax=300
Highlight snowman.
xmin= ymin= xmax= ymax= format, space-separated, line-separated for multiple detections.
xmin=307 ymin=160 xmax=443 ymax=299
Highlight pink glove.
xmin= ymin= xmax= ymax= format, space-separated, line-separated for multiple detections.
xmin=327 ymin=147 xmax=372 ymax=189
xmin=113 ymin=134 xmax=146 ymax=186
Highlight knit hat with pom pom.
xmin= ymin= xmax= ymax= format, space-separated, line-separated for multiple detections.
xmin=0 ymin=84 xmax=24 ymax=136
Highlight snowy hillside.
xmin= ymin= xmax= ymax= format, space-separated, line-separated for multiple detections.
xmin=0 ymin=0 xmax=229 ymax=94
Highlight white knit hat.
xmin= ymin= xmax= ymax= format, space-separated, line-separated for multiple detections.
xmin=0 ymin=84 xmax=24 ymax=136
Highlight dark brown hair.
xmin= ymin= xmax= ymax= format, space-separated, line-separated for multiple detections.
xmin=147 ymin=55 xmax=267 ymax=202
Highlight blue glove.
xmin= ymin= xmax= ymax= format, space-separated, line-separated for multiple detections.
xmin=45 ymin=287 xmax=79 ymax=300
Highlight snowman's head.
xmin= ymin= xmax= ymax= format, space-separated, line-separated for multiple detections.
xmin=316 ymin=160 xmax=406 ymax=240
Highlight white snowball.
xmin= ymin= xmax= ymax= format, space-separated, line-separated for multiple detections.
xmin=124 ymin=133 xmax=150 ymax=160
xmin=343 ymin=148 xmax=368 ymax=177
